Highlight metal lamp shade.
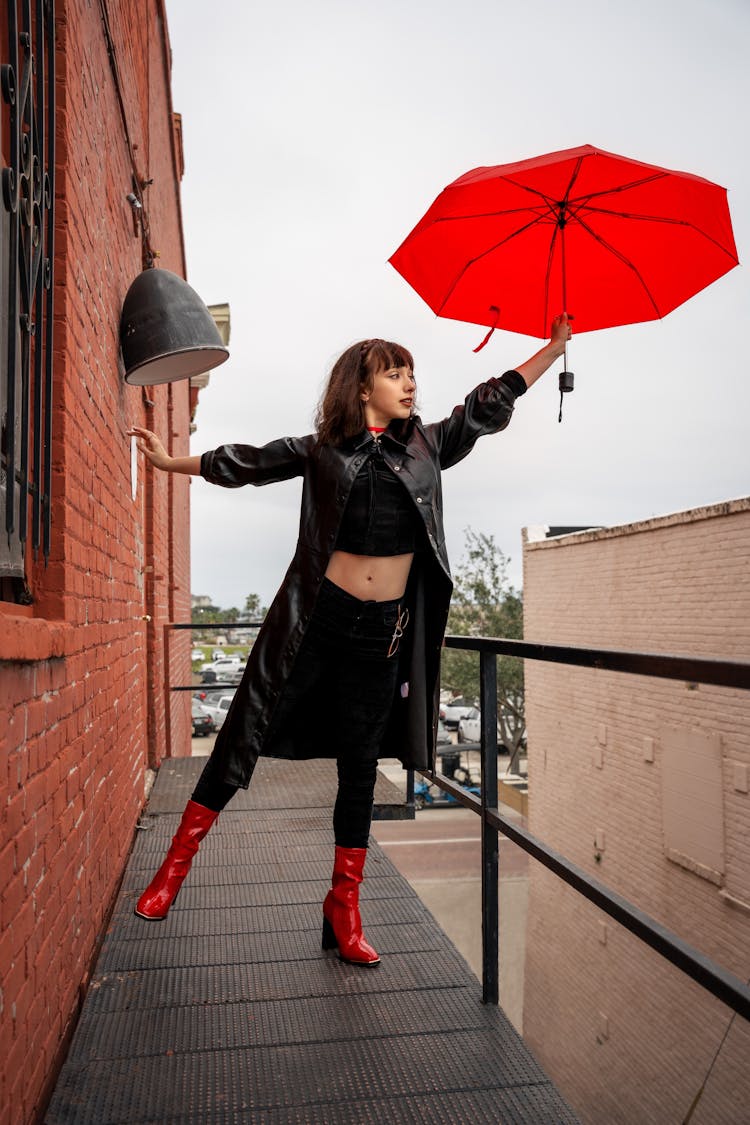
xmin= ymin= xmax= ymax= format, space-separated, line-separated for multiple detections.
xmin=121 ymin=268 xmax=229 ymax=385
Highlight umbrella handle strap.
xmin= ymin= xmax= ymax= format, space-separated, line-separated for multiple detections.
xmin=472 ymin=306 xmax=501 ymax=353
xmin=558 ymin=369 xmax=575 ymax=423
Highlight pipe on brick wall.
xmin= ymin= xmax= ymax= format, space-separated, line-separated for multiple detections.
xmin=167 ymin=384 xmax=176 ymax=623
xmin=163 ymin=384 xmax=176 ymax=761
xmin=143 ymin=427 xmax=160 ymax=772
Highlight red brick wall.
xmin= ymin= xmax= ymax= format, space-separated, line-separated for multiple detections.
xmin=0 ymin=3 xmax=192 ymax=1121
xmin=521 ymin=500 xmax=750 ymax=1124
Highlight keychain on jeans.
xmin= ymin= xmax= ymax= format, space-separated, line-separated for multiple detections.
xmin=387 ymin=607 xmax=409 ymax=658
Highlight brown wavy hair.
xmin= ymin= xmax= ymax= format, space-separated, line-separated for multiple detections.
xmin=315 ymin=338 xmax=415 ymax=446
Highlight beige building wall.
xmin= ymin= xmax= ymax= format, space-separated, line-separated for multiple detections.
xmin=521 ymin=498 xmax=750 ymax=1125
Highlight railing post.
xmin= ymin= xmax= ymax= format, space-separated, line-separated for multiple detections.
xmin=163 ymin=622 xmax=173 ymax=759
xmin=405 ymin=767 xmax=415 ymax=809
xmin=480 ymin=649 xmax=499 ymax=1004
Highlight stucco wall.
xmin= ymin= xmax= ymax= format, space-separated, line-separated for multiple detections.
xmin=521 ymin=499 xmax=750 ymax=1124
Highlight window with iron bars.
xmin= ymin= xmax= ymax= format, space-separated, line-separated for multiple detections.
xmin=0 ymin=1 xmax=56 ymax=605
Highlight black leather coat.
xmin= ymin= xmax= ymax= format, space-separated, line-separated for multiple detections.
xmin=201 ymin=371 xmax=524 ymax=788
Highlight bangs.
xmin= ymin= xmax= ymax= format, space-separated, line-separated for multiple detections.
xmin=367 ymin=340 xmax=414 ymax=374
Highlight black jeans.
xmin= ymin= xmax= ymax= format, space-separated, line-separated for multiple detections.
xmin=192 ymin=578 xmax=408 ymax=848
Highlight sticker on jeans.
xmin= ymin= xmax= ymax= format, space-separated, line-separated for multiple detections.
xmin=400 ymin=681 xmax=409 ymax=698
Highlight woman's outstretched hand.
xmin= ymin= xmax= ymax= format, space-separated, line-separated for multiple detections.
xmin=127 ymin=427 xmax=172 ymax=471
xmin=127 ymin=429 xmax=202 ymax=476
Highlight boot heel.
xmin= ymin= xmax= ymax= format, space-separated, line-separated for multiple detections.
xmin=321 ymin=915 xmax=337 ymax=951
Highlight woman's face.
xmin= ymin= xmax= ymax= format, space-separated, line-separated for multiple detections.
xmin=361 ymin=365 xmax=416 ymax=428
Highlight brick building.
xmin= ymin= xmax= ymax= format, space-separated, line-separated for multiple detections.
xmin=0 ymin=3 xmax=195 ymax=1120
xmin=521 ymin=499 xmax=750 ymax=1123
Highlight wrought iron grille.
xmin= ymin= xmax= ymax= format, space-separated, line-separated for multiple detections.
xmin=0 ymin=0 xmax=56 ymax=591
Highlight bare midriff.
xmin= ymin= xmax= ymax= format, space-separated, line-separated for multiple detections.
xmin=324 ymin=550 xmax=414 ymax=602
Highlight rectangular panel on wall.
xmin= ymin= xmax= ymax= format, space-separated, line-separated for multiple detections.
xmin=660 ymin=724 xmax=724 ymax=885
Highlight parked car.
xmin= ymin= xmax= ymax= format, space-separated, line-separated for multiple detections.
xmin=200 ymin=655 xmax=245 ymax=684
xmin=196 ymin=689 xmax=234 ymax=706
xmin=457 ymin=707 xmax=503 ymax=745
xmin=191 ymin=648 xmax=205 ymax=662
xmin=457 ymin=707 xmax=480 ymax=743
xmin=439 ymin=697 xmax=474 ymax=730
xmin=200 ymin=693 xmax=235 ymax=728
xmin=191 ymin=700 xmax=216 ymax=737
xmin=212 ymin=649 xmax=226 ymax=661
xmin=202 ymin=668 xmax=243 ymax=686
xmin=200 ymin=654 xmax=244 ymax=672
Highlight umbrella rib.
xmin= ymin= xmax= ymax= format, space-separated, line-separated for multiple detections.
xmin=428 ymin=203 xmax=555 ymax=226
xmin=498 ymin=159 xmax=583 ymax=213
xmin=430 ymin=164 xmax=586 ymax=230
xmin=433 ymin=213 xmax=548 ymax=317
xmin=572 ymin=205 xmax=739 ymax=261
xmin=573 ymin=213 xmax=663 ymax=317
xmin=549 ymin=157 xmax=585 ymax=327
xmin=493 ymin=175 xmax=564 ymax=207
xmin=494 ymin=168 xmax=584 ymax=226
xmin=561 ymin=156 xmax=585 ymax=208
xmin=444 ymin=173 xmax=580 ymax=226
xmin=567 ymin=171 xmax=667 ymax=206
xmin=542 ymin=225 xmax=559 ymax=334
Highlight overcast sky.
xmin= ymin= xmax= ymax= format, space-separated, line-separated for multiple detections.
xmin=163 ymin=0 xmax=749 ymax=611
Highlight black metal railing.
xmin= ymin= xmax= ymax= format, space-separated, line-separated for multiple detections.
xmin=165 ymin=620 xmax=750 ymax=1022
xmin=167 ymin=621 xmax=262 ymax=693
xmin=162 ymin=622 xmax=262 ymax=759
xmin=419 ymin=635 xmax=750 ymax=1019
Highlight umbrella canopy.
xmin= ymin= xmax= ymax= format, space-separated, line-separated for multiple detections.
xmin=389 ymin=145 xmax=739 ymax=340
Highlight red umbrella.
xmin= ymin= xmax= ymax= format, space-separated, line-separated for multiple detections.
xmin=389 ymin=144 xmax=739 ymax=343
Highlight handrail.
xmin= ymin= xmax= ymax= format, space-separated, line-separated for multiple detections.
xmin=442 ymin=634 xmax=750 ymax=689
xmin=166 ymin=620 xmax=750 ymax=1020
xmin=169 ymin=622 xmax=265 ymax=630
xmin=422 ymin=639 xmax=750 ymax=1020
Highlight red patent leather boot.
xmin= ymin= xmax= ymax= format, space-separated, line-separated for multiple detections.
xmin=135 ymin=800 xmax=218 ymax=919
xmin=322 ymin=845 xmax=380 ymax=966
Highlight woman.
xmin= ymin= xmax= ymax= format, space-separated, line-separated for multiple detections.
xmin=128 ymin=314 xmax=571 ymax=966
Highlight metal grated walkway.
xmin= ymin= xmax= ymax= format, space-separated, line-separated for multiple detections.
xmin=46 ymin=757 xmax=578 ymax=1124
